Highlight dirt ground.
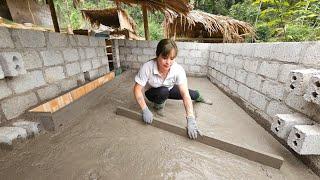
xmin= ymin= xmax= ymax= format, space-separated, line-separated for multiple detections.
xmin=0 ymin=71 xmax=318 ymax=180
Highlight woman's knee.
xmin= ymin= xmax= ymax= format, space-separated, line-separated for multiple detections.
xmin=145 ymin=86 xmax=169 ymax=102
xmin=157 ymin=86 xmax=169 ymax=98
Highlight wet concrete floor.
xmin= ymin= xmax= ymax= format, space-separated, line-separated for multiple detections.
xmin=0 ymin=71 xmax=318 ymax=180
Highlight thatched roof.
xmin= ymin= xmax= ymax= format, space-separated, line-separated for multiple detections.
xmin=81 ymin=8 xmax=137 ymax=33
xmin=113 ymin=0 xmax=192 ymax=17
xmin=164 ymin=10 xmax=256 ymax=43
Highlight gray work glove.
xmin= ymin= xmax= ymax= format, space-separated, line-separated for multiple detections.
xmin=142 ymin=107 xmax=153 ymax=124
xmin=187 ymin=116 xmax=199 ymax=139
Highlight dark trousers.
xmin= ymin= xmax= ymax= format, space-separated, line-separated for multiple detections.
xmin=145 ymin=85 xmax=199 ymax=104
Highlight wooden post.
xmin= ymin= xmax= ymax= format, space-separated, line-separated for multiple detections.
xmin=115 ymin=0 xmax=120 ymax=10
xmin=142 ymin=4 xmax=150 ymax=40
xmin=48 ymin=0 xmax=60 ymax=32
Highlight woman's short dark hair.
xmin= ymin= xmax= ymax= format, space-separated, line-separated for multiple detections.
xmin=156 ymin=39 xmax=178 ymax=58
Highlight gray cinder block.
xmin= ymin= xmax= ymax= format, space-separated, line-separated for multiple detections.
xmin=0 ymin=127 xmax=27 ymax=149
xmin=0 ymin=27 xmax=14 ymax=48
xmin=0 ymin=65 xmax=4 ymax=79
xmin=44 ymin=66 xmax=65 ymax=83
xmin=287 ymin=69 xmax=319 ymax=95
xmin=0 ymin=52 xmax=27 ymax=77
xmin=85 ymin=48 xmax=96 ymax=59
xmin=40 ymin=50 xmax=64 ymax=66
xmin=1 ymin=92 xmax=38 ymax=120
xmin=12 ymin=120 xmax=41 ymax=137
xmin=271 ymin=113 xmax=314 ymax=139
xmin=304 ymin=74 xmax=320 ymax=105
xmin=80 ymin=60 xmax=92 ymax=72
xmin=287 ymin=125 xmax=320 ymax=155
xmin=66 ymin=62 xmax=81 ymax=77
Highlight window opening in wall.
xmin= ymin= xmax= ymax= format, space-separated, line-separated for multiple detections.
xmin=105 ymin=39 xmax=114 ymax=71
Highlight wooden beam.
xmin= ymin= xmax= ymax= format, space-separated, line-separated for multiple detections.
xmin=116 ymin=106 xmax=284 ymax=169
xmin=142 ymin=4 xmax=150 ymax=40
xmin=48 ymin=0 xmax=60 ymax=32
xmin=175 ymin=37 xmax=224 ymax=42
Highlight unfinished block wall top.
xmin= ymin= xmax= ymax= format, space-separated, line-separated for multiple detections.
xmin=287 ymin=69 xmax=319 ymax=96
xmin=304 ymin=74 xmax=320 ymax=105
xmin=271 ymin=113 xmax=314 ymax=139
xmin=288 ymin=125 xmax=320 ymax=155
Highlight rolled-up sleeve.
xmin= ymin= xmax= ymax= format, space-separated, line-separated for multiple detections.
xmin=135 ymin=63 xmax=149 ymax=86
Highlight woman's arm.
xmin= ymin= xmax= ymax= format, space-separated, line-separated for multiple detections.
xmin=178 ymin=82 xmax=194 ymax=117
xmin=133 ymin=82 xmax=147 ymax=110
xmin=134 ymin=82 xmax=153 ymax=124
xmin=178 ymin=82 xmax=198 ymax=139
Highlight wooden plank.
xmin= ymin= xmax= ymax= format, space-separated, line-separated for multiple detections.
xmin=176 ymin=37 xmax=223 ymax=41
xmin=116 ymin=106 xmax=284 ymax=169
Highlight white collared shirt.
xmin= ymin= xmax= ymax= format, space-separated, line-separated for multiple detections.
xmin=135 ymin=59 xmax=187 ymax=90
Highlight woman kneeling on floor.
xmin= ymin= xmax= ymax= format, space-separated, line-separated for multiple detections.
xmin=133 ymin=39 xmax=211 ymax=139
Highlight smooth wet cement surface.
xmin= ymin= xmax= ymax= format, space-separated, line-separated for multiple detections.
xmin=0 ymin=71 xmax=318 ymax=180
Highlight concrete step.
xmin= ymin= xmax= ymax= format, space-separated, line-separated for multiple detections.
xmin=0 ymin=120 xmax=41 ymax=150
xmin=0 ymin=126 xmax=27 ymax=150
xmin=12 ymin=120 xmax=41 ymax=137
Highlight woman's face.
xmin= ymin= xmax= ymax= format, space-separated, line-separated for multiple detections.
xmin=157 ymin=49 xmax=176 ymax=73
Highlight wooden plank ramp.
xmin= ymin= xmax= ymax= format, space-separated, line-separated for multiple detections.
xmin=116 ymin=106 xmax=284 ymax=169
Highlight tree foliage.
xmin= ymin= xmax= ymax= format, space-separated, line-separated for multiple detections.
xmin=126 ymin=5 xmax=164 ymax=40
xmin=54 ymin=0 xmax=113 ymax=30
xmin=54 ymin=0 xmax=320 ymax=41
xmin=233 ymin=0 xmax=320 ymax=41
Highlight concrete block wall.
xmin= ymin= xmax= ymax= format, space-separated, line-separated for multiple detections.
xmin=114 ymin=40 xmax=320 ymax=174
xmin=114 ymin=40 xmax=320 ymax=126
xmin=207 ymin=42 xmax=320 ymax=124
xmin=207 ymin=42 xmax=320 ymax=175
xmin=116 ymin=40 xmax=319 ymax=125
xmin=0 ymin=27 xmax=109 ymax=124
xmin=117 ymin=39 xmax=208 ymax=76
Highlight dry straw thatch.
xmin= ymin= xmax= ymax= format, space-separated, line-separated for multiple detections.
xmin=164 ymin=10 xmax=256 ymax=43
xmin=81 ymin=8 xmax=137 ymax=33
xmin=113 ymin=0 xmax=192 ymax=16
xmin=78 ymin=0 xmax=192 ymax=40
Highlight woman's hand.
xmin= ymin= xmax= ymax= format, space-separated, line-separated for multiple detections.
xmin=142 ymin=107 xmax=153 ymax=124
xmin=187 ymin=116 xmax=199 ymax=139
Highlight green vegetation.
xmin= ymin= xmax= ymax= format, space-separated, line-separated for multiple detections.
xmin=126 ymin=6 xmax=164 ymax=40
xmin=54 ymin=0 xmax=113 ymax=30
xmin=53 ymin=0 xmax=320 ymax=42
xmin=192 ymin=0 xmax=320 ymax=41
xmin=230 ymin=0 xmax=320 ymax=41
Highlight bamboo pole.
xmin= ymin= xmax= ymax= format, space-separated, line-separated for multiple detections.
xmin=142 ymin=4 xmax=150 ymax=40
xmin=48 ymin=0 xmax=60 ymax=32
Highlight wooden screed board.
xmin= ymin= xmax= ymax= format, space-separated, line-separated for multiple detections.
xmin=116 ymin=106 xmax=284 ymax=169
